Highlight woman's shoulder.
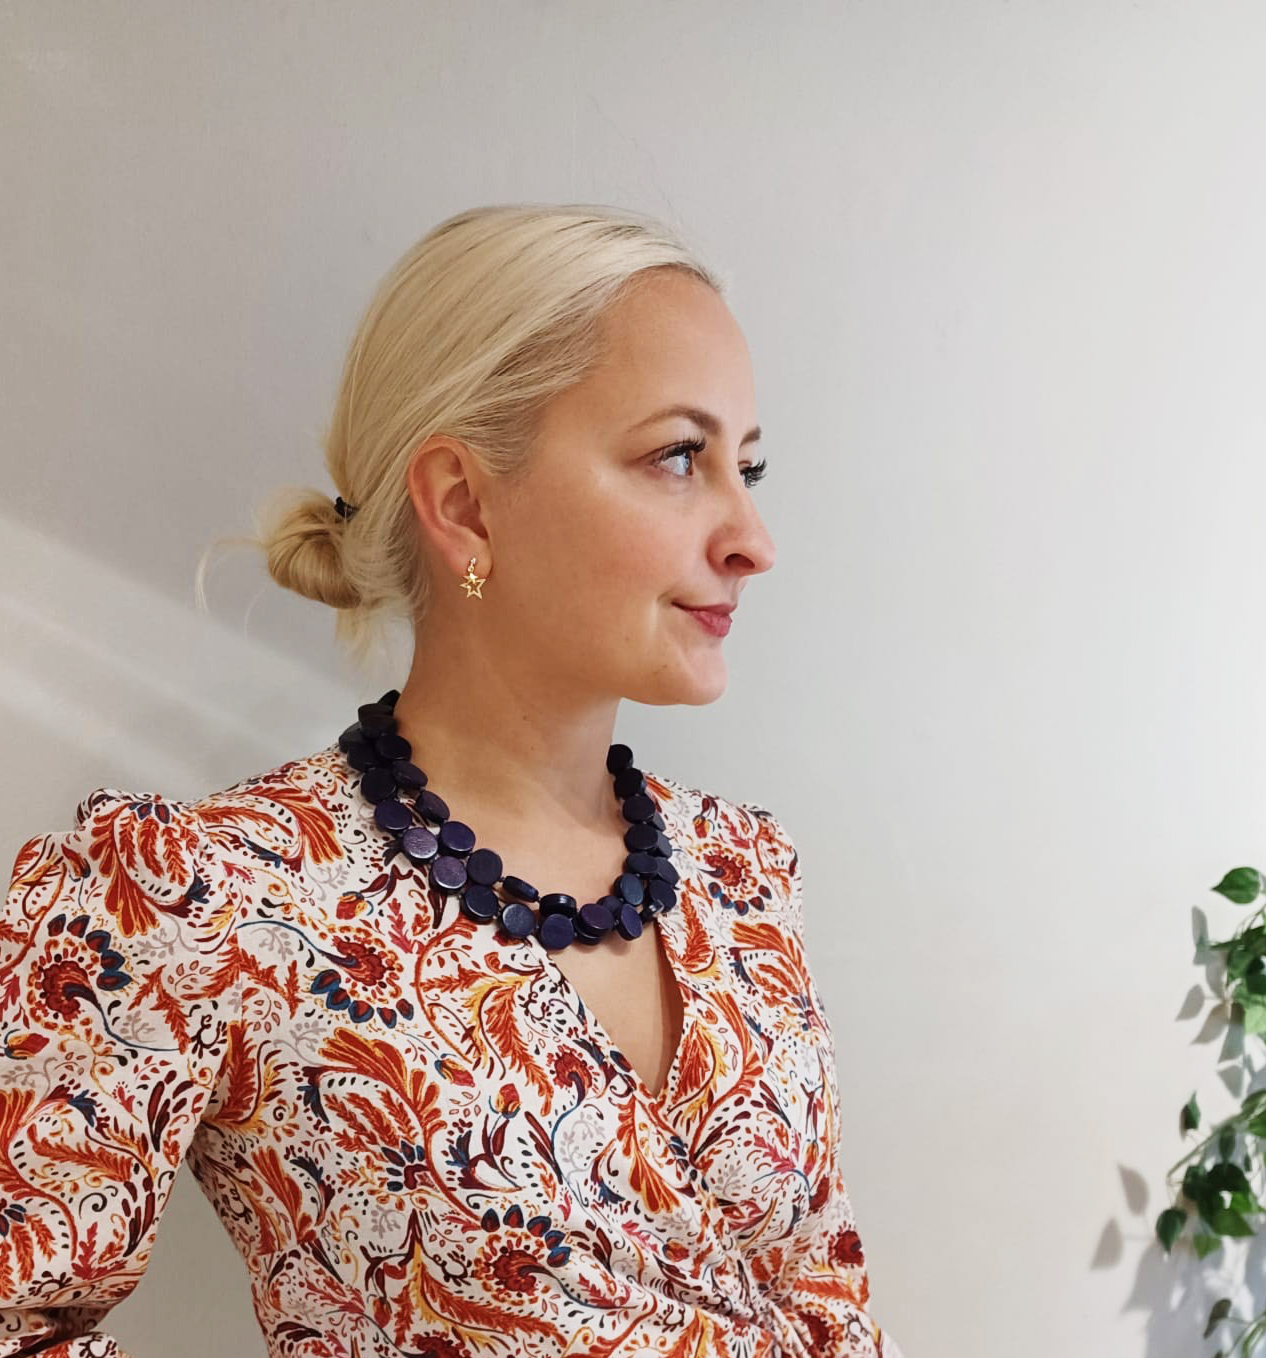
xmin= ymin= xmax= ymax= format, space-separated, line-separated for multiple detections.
xmin=24 ymin=741 xmax=344 ymax=829
xmin=169 ymin=739 xmax=358 ymax=884
xmin=646 ymin=765 xmax=796 ymax=844
xmin=200 ymin=738 xmax=348 ymax=807
xmin=643 ymin=766 xmax=801 ymax=917
xmin=6 ymin=742 xmax=349 ymax=929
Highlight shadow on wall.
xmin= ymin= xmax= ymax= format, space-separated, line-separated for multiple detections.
xmin=0 ymin=510 xmax=393 ymax=1356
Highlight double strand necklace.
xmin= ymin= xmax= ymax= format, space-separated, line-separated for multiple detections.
xmin=338 ymin=689 xmax=682 ymax=950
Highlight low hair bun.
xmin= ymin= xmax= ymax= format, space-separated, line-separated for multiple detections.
xmin=258 ymin=487 xmax=363 ymax=611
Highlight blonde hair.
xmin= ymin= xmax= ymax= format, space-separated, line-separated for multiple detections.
xmin=194 ymin=202 xmax=725 ymax=673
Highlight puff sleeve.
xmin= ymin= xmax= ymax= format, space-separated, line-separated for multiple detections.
xmin=0 ymin=786 xmax=243 ymax=1357
xmin=738 ymin=801 xmax=906 ymax=1358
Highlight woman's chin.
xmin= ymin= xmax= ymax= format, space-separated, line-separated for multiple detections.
xmin=626 ymin=658 xmax=728 ymax=708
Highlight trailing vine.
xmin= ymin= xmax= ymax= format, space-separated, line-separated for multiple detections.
xmin=1157 ymin=866 xmax=1266 ymax=1354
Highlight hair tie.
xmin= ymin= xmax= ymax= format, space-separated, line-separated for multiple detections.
xmin=334 ymin=495 xmax=359 ymax=521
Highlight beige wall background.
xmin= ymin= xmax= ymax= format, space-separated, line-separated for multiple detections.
xmin=5 ymin=3 xmax=1266 ymax=1355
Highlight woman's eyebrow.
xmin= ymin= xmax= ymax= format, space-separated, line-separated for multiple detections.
xmin=628 ymin=404 xmax=762 ymax=447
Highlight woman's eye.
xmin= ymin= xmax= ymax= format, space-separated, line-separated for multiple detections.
xmin=655 ymin=439 xmax=767 ymax=489
xmin=656 ymin=440 xmax=703 ymax=477
xmin=742 ymin=458 xmax=768 ymax=487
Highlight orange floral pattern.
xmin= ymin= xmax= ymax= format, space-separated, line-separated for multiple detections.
xmin=0 ymin=743 xmax=903 ymax=1358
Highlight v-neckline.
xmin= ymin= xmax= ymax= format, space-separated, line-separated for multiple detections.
xmin=526 ymin=873 xmax=698 ymax=1110
xmin=524 ymin=773 xmax=702 ymax=1112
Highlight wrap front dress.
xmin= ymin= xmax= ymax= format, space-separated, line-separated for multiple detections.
xmin=0 ymin=742 xmax=904 ymax=1357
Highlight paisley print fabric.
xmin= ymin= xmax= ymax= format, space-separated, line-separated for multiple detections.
xmin=0 ymin=742 xmax=904 ymax=1358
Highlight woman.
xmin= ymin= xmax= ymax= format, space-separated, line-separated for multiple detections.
xmin=0 ymin=204 xmax=903 ymax=1357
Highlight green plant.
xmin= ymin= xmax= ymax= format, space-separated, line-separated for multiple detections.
xmin=1157 ymin=866 xmax=1266 ymax=1355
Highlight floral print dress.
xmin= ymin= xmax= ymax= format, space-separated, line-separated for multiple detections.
xmin=0 ymin=742 xmax=904 ymax=1358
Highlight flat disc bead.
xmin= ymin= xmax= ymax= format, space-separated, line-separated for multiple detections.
xmin=375 ymin=732 xmax=411 ymax=762
xmin=358 ymin=702 xmax=396 ymax=737
xmin=621 ymin=792 xmax=656 ymax=823
xmin=614 ymin=902 xmax=644 ymax=939
xmin=613 ymin=766 xmax=645 ymax=798
xmin=654 ymin=858 xmax=680 ymax=885
xmin=606 ymin=743 xmax=634 ymax=773
xmin=503 ymin=875 xmax=538 ymax=902
xmin=615 ymin=873 xmax=644 ymax=905
xmin=347 ymin=742 xmax=379 ymax=772
xmin=460 ymin=884 xmax=499 ymax=922
xmin=392 ymin=760 xmax=426 ymax=790
xmin=466 ymin=847 xmax=502 ymax=886
xmin=361 ymin=766 xmax=397 ymax=802
xmin=374 ymin=799 xmax=412 ymax=834
xmin=624 ymin=823 xmax=658 ymax=852
xmin=400 ymin=826 xmax=438 ymax=863
xmin=625 ymin=851 xmax=660 ymax=876
xmin=539 ymin=892 xmax=577 ymax=919
xmin=438 ymin=820 xmax=476 ymax=855
xmin=500 ymin=901 xmax=537 ymax=939
xmin=578 ymin=901 xmax=614 ymax=933
xmin=539 ymin=912 xmax=576 ymax=950
xmin=647 ymin=878 xmax=676 ymax=911
xmin=416 ymin=788 xmax=450 ymax=822
xmin=429 ymin=854 xmax=467 ymax=892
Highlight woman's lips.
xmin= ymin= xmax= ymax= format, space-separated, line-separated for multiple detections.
xmin=674 ymin=604 xmax=733 ymax=637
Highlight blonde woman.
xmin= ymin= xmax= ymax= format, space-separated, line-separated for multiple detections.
xmin=1 ymin=204 xmax=903 ymax=1358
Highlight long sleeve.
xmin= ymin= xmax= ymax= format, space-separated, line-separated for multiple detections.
xmin=739 ymin=802 xmax=906 ymax=1358
xmin=0 ymin=786 xmax=243 ymax=1357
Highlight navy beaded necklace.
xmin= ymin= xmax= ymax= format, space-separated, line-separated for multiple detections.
xmin=339 ymin=689 xmax=682 ymax=950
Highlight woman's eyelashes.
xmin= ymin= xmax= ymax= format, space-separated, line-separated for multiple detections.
xmin=655 ymin=437 xmax=768 ymax=488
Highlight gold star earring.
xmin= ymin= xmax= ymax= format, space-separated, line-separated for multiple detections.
xmin=460 ymin=556 xmax=487 ymax=599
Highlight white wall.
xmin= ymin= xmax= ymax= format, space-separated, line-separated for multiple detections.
xmin=4 ymin=3 xmax=1266 ymax=1354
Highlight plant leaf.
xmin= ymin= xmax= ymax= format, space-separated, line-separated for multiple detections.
xmin=1247 ymin=971 xmax=1266 ymax=997
xmin=1241 ymin=1000 xmax=1266 ymax=1039
xmin=1182 ymin=1093 xmax=1201 ymax=1134
xmin=1157 ymin=1206 xmax=1188 ymax=1251
xmin=1183 ymin=1163 xmax=1208 ymax=1202
xmin=1207 ymin=1162 xmax=1254 ymax=1196
xmin=1247 ymin=1113 xmax=1266 ymax=1139
xmin=1209 ymin=1206 xmax=1254 ymax=1237
xmin=1228 ymin=1188 xmax=1263 ymax=1215
xmin=1226 ymin=929 xmax=1266 ymax=982
xmin=1192 ymin=1231 xmax=1222 ymax=1260
xmin=1203 ymin=1297 xmax=1234 ymax=1337
xmin=1213 ymin=868 xmax=1262 ymax=905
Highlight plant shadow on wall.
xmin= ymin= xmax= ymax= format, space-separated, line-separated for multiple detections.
xmin=1144 ymin=866 xmax=1266 ymax=1357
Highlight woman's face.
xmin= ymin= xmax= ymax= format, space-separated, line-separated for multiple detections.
xmin=421 ymin=268 xmax=776 ymax=710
